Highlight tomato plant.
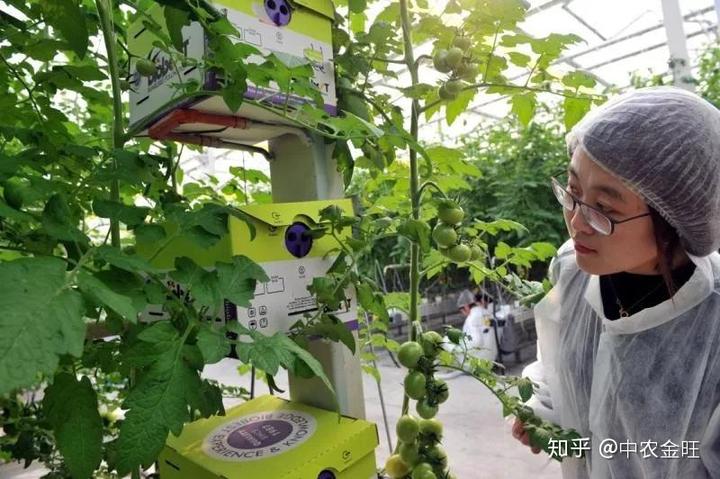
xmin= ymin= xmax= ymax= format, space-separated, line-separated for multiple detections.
xmin=0 ymin=0 xmax=605 ymax=477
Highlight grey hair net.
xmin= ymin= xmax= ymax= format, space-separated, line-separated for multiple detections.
xmin=566 ymin=86 xmax=720 ymax=256
xmin=455 ymin=289 xmax=475 ymax=309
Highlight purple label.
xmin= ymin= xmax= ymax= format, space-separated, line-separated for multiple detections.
xmin=226 ymin=420 xmax=293 ymax=449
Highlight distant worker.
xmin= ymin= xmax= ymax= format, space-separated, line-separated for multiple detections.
xmin=454 ymin=289 xmax=498 ymax=362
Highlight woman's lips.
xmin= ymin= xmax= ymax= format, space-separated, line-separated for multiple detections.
xmin=574 ymin=242 xmax=596 ymax=254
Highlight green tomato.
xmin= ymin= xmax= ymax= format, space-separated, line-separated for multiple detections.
xmin=429 ymin=378 xmax=449 ymax=404
xmin=412 ymin=463 xmax=436 ymax=479
xmin=398 ymin=341 xmax=424 ymax=369
xmin=340 ymin=91 xmax=371 ymax=121
xmin=432 ymin=224 xmax=458 ymax=248
xmin=448 ymin=244 xmax=472 ymax=263
xmin=453 ymin=35 xmax=472 ymax=50
xmin=136 ymin=58 xmax=158 ymax=77
xmin=426 ymin=444 xmax=448 ymax=469
xmin=385 ymin=454 xmax=410 ymax=478
xmin=432 ymin=49 xmax=451 ymax=73
xmin=438 ymin=84 xmax=457 ymax=101
xmin=445 ymin=47 xmax=464 ymax=68
xmin=399 ymin=441 xmax=420 ymax=466
xmin=446 ymin=327 xmax=463 ymax=345
xmin=421 ymin=331 xmax=443 ymax=357
xmin=419 ymin=418 xmax=443 ymax=442
xmin=444 ymin=80 xmax=464 ymax=95
xmin=470 ymin=245 xmax=483 ymax=261
xmin=416 ymin=399 xmax=439 ymax=419
xmin=404 ymin=371 xmax=427 ymax=400
xmin=3 ymin=179 xmax=24 ymax=210
xmin=396 ymin=415 xmax=420 ymax=443
xmin=459 ymin=62 xmax=480 ymax=81
xmin=437 ymin=201 xmax=464 ymax=225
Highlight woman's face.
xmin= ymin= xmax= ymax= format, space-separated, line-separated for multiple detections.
xmin=563 ymin=147 xmax=659 ymax=275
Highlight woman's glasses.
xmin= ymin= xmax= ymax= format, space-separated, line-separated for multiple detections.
xmin=550 ymin=176 xmax=650 ymax=235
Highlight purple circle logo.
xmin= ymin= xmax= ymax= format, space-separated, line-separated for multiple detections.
xmin=265 ymin=0 xmax=292 ymax=27
xmin=203 ymin=410 xmax=317 ymax=461
xmin=226 ymin=420 xmax=293 ymax=449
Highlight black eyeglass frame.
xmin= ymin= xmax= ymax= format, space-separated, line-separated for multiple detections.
xmin=550 ymin=176 xmax=651 ymax=236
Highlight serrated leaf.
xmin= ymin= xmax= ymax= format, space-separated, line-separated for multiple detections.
xmin=0 ymin=258 xmax=85 ymax=395
xmin=43 ymin=374 xmax=102 ymax=479
xmin=216 ymin=255 xmax=269 ymax=307
xmin=196 ymin=326 xmax=230 ymax=364
xmin=563 ymin=96 xmax=592 ymax=130
xmin=495 ymin=241 xmax=512 ymax=259
xmin=116 ymin=337 xmax=200 ymax=474
xmin=170 ymin=257 xmax=221 ymax=310
xmin=305 ymin=314 xmax=356 ymax=354
xmin=78 ymin=270 xmax=140 ymax=322
xmin=518 ymin=377 xmax=534 ymax=402
xmin=511 ymin=93 xmax=536 ymax=127
xmin=446 ymin=89 xmax=475 ymax=126
xmin=349 ymin=0 xmax=367 ymax=13
xmin=134 ymin=224 xmax=167 ymax=244
xmin=356 ymin=282 xmax=389 ymax=323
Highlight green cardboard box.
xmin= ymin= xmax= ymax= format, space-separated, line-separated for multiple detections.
xmin=158 ymin=395 xmax=379 ymax=478
xmin=137 ymin=199 xmax=357 ymax=336
xmin=127 ymin=0 xmax=337 ymax=142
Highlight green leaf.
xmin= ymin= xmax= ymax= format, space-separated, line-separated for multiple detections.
xmin=397 ymin=219 xmax=431 ymax=252
xmin=508 ymin=51 xmax=532 ymax=67
xmin=170 ymin=257 xmax=221 ymax=310
xmin=43 ymin=374 xmax=102 ymax=479
xmin=495 ymin=241 xmax=512 ymax=259
xmin=196 ymin=326 xmax=230 ymax=364
xmin=42 ymin=0 xmax=88 ymax=59
xmin=93 ymin=199 xmax=150 ymax=227
xmin=511 ymin=93 xmax=536 ymax=127
xmin=562 ymin=71 xmax=597 ymax=89
xmin=163 ymin=6 xmax=191 ymax=51
xmin=304 ymin=314 xmax=356 ymax=354
xmin=349 ymin=0 xmax=367 ymax=13
xmin=563 ymin=96 xmax=592 ymax=130
xmin=95 ymin=245 xmax=156 ymax=273
xmin=42 ymin=194 xmax=87 ymax=243
xmin=446 ymin=89 xmax=475 ymax=126
xmin=134 ymin=224 xmax=167 ymax=244
xmin=78 ymin=270 xmax=140 ymax=322
xmin=116 ymin=336 xmax=200 ymax=474
xmin=356 ymin=282 xmax=389 ymax=323
xmin=216 ymin=255 xmax=269 ymax=307
xmin=0 ymin=257 xmax=85 ymax=395
xmin=518 ymin=377 xmax=534 ymax=402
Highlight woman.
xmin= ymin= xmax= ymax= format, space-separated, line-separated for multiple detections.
xmin=512 ymin=86 xmax=720 ymax=478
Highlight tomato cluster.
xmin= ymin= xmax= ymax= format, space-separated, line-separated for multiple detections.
xmin=386 ymin=333 xmax=456 ymax=479
xmin=432 ymin=200 xmax=482 ymax=264
xmin=433 ymin=34 xmax=479 ymax=101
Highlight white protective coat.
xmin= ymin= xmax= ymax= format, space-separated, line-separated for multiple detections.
xmin=523 ymin=239 xmax=720 ymax=478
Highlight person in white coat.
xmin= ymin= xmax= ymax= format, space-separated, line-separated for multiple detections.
xmin=512 ymin=87 xmax=720 ymax=478
xmin=455 ymin=289 xmax=499 ymax=362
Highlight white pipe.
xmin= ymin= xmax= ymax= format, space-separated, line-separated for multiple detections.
xmin=660 ymin=0 xmax=695 ymax=91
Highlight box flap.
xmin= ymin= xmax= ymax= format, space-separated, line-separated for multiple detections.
xmin=238 ymin=198 xmax=353 ymax=227
xmin=290 ymin=0 xmax=335 ymax=21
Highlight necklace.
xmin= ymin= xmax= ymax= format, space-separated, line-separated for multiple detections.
xmin=606 ymin=275 xmax=665 ymax=318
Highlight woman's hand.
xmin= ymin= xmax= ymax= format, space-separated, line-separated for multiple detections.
xmin=512 ymin=417 xmax=542 ymax=454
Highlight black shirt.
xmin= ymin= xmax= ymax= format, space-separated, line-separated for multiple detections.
xmin=599 ymin=260 xmax=697 ymax=320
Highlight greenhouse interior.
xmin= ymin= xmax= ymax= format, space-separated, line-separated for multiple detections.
xmin=1 ymin=0 xmax=720 ymax=478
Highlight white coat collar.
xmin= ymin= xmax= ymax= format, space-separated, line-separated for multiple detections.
xmin=583 ymin=252 xmax=716 ymax=334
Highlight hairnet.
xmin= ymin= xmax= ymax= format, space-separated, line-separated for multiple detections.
xmin=455 ymin=289 xmax=476 ymax=309
xmin=566 ymin=86 xmax=720 ymax=256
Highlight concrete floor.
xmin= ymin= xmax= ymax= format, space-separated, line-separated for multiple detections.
xmin=0 ymin=348 xmax=561 ymax=479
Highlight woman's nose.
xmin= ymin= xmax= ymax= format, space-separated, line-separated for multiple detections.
xmin=567 ymin=206 xmax=594 ymax=235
